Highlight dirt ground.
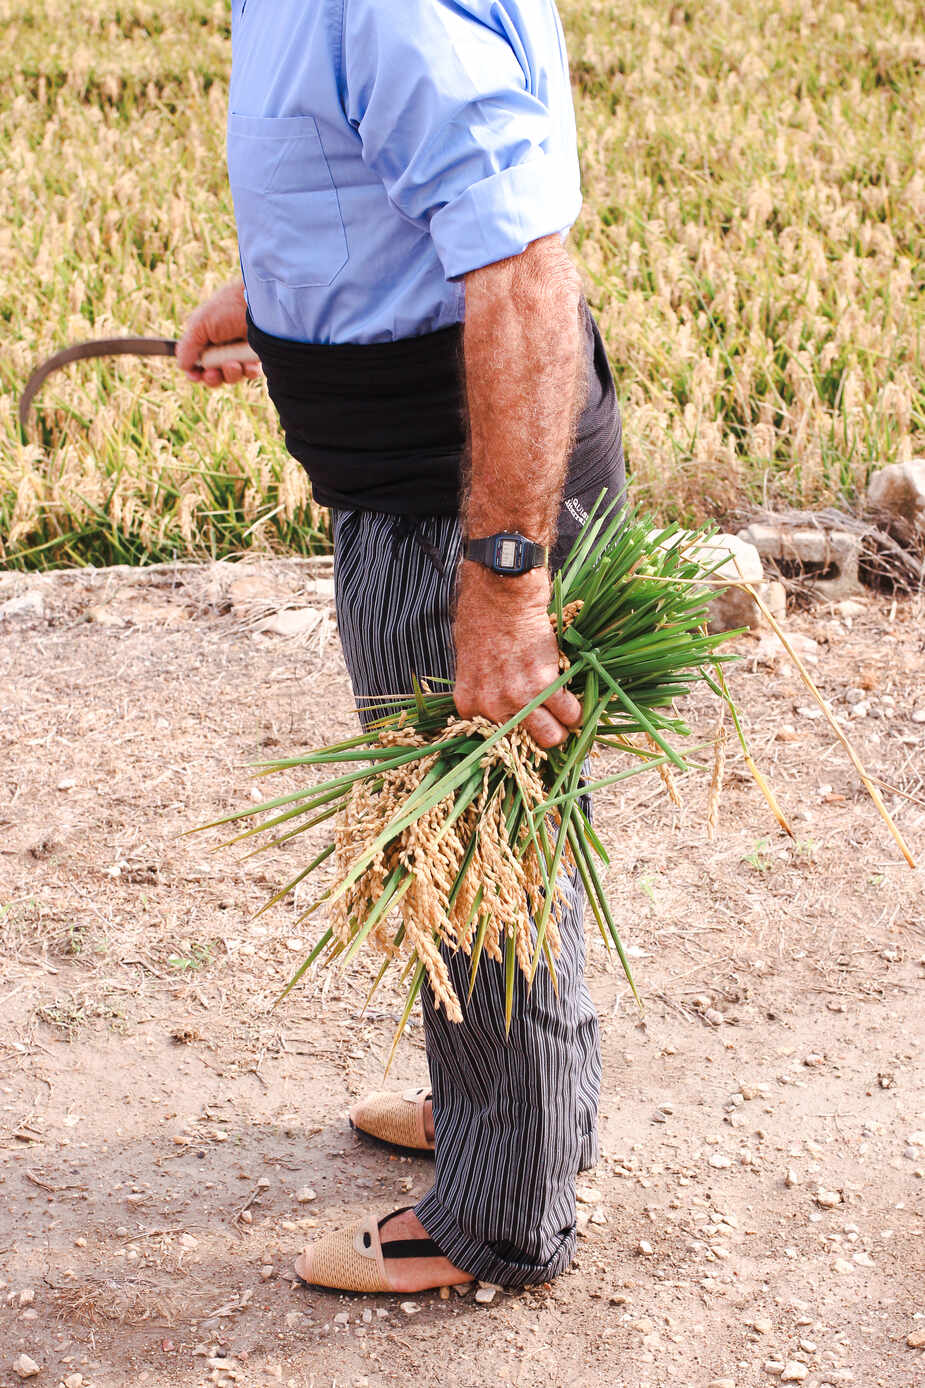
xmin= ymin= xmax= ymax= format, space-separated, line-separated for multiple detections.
xmin=0 ymin=559 xmax=923 ymax=1388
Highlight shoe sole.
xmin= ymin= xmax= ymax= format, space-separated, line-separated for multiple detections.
xmin=348 ymin=1116 xmax=435 ymax=1160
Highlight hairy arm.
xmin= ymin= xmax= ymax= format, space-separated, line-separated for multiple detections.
xmin=453 ymin=234 xmax=585 ymax=748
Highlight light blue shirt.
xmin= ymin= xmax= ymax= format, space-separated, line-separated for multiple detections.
xmin=227 ymin=0 xmax=581 ymax=344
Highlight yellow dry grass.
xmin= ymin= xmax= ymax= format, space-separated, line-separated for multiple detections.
xmin=1 ymin=0 xmax=922 ymax=567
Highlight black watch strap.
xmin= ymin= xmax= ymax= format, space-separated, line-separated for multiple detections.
xmin=464 ymin=532 xmax=549 ymax=576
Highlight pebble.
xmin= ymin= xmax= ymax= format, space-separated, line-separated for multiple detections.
xmin=708 ymin=1379 xmax=736 ymax=1387
xmin=333 ymin=1312 xmax=350 ymax=1325
xmin=576 ymin=1183 xmax=603 ymax=1204
xmin=296 ymin=1187 xmax=317 ymax=1204
xmin=178 ymin=1233 xmax=199 ymax=1250
xmin=911 ymin=710 xmax=925 ymax=724
xmin=260 ymin=1265 xmax=274 ymax=1280
xmin=780 ymin=1364 xmax=808 ymax=1383
xmin=63 ymin=1376 xmax=85 ymax=1388
xmin=709 ymin=1154 xmax=732 ymax=1169
xmin=763 ymin=1362 xmax=786 ymax=1375
xmin=751 ymin=1317 xmax=773 ymax=1334
xmin=852 ymin=1250 xmax=874 ymax=1267
xmin=833 ymin=1258 xmax=854 ymax=1274
xmin=785 ymin=1167 xmax=801 ymax=1188
xmin=637 ymin=1240 xmax=654 ymax=1256
xmin=18 ymin=1290 xmax=35 ymax=1308
xmin=0 ymin=591 xmax=45 ymax=620
xmin=909 ymin=1131 xmax=925 ymax=1145
xmin=815 ymin=1188 xmax=841 ymax=1208
xmin=907 ymin=1330 xmax=925 ymax=1348
xmin=400 ymin=1300 xmax=422 ymax=1314
xmin=704 ymin=1008 xmax=725 ymax=1026
xmin=13 ymin=1357 xmax=40 ymax=1381
xmin=474 ymin=1286 xmax=497 ymax=1305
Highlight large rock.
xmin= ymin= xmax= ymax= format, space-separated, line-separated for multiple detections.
xmin=867 ymin=459 xmax=925 ymax=533
xmin=737 ymin=521 xmax=864 ymax=600
xmin=662 ymin=531 xmax=780 ymax=633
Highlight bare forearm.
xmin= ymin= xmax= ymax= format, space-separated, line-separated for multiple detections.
xmin=463 ymin=235 xmax=584 ymax=545
xmin=452 ymin=236 xmax=585 ymax=749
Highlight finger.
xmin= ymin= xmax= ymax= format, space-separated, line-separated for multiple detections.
xmin=221 ymin=360 xmax=244 ymax=385
xmin=175 ymin=329 xmax=205 ymax=375
xmin=201 ymin=367 xmax=225 ymax=388
xmin=243 ymin=361 xmax=262 ymax=379
xmin=542 ymin=688 xmax=583 ymax=730
xmin=524 ymin=707 xmax=570 ymax=749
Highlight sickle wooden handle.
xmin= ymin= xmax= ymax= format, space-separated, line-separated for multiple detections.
xmin=199 ymin=340 xmax=260 ymax=369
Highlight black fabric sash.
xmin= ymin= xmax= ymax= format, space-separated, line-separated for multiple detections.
xmin=248 ymin=302 xmax=621 ymax=516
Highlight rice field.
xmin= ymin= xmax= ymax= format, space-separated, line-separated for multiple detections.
xmin=1 ymin=0 xmax=922 ymax=569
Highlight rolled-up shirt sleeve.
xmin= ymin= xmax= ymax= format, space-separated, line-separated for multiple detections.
xmin=344 ymin=0 xmax=581 ymax=280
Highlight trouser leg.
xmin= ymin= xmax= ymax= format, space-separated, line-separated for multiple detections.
xmin=331 ymin=501 xmax=606 ymax=1287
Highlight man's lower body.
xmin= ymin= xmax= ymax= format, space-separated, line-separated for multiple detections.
xmin=298 ymin=459 xmax=624 ymax=1290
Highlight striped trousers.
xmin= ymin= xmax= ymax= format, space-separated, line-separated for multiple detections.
xmin=331 ymin=471 xmax=622 ymax=1286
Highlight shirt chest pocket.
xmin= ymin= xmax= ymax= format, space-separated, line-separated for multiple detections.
xmin=227 ymin=113 xmax=348 ymax=289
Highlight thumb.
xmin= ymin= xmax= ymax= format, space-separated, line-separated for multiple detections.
xmin=175 ymin=317 xmax=209 ymax=378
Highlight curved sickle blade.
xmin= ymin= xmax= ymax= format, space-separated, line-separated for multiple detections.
xmin=18 ymin=336 xmax=178 ymax=433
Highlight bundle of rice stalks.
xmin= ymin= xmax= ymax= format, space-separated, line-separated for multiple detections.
xmin=203 ymin=507 xmax=744 ymax=1053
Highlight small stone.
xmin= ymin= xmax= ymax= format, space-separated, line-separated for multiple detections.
xmin=709 ymin=1153 xmax=732 ymax=1169
xmin=474 ymin=1286 xmax=497 ymax=1305
xmin=439 ymin=1285 xmax=450 ymax=1300
xmin=256 ymin=1177 xmax=271 ymax=1190
xmin=708 ymin=1380 xmax=736 ymax=1387
xmin=589 ymin=1206 xmax=608 ymax=1226
xmin=815 ymin=1188 xmax=841 ymax=1208
xmin=296 ymin=1187 xmax=316 ymax=1204
xmin=63 ymin=1375 xmax=85 ymax=1388
xmin=908 ymin=1131 xmax=925 ymax=1145
xmin=803 ymin=1052 xmax=825 ymax=1067
xmin=400 ymin=1300 xmax=422 ymax=1314
xmin=852 ymin=1250 xmax=874 ymax=1267
xmin=751 ymin=1317 xmax=773 ymax=1334
xmin=18 ymin=1290 xmax=35 ymax=1308
xmin=912 ymin=709 xmax=925 ymax=724
xmin=763 ymin=1363 xmax=786 ymax=1376
xmin=239 ymin=1209 xmax=253 ymax=1225
xmin=780 ymin=1364 xmax=809 ymax=1383
xmin=637 ymin=1240 xmax=654 ymax=1256
xmin=704 ymin=1008 xmax=725 ymax=1026
xmin=785 ymin=1168 xmax=801 ymax=1188
xmin=907 ymin=1330 xmax=925 ymax=1348
xmin=260 ymin=1265 xmax=274 ymax=1280
xmin=56 ymin=778 xmax=76 ymax=791
xmin=0 ymin=591 xmax=45 ymax=620
xmin=575 ymin=1183 xmax=603 ymax=1204
xmin=333 ymin=1312 xmax=350 ymax=1325
xmin=178 ymin=1233 xmax=199 ymax=1250
xmin=799 ymin=1339 xmax=817 ymax=1353
xmin=13 ymin=1356 xmax=40 ymax=1381
xmin=833 ymin=1258 xmax=854 ymax=1274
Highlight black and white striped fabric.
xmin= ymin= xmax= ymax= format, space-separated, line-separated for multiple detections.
xmin=330 ymin=466 xmax=623 ymax=1287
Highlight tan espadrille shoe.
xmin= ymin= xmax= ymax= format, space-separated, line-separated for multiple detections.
xmin=296 ymin=1214 xmax=393 ymax=1292
xmin=348 ymin=1087 xmax=434 ymax=1153
xmin=295 ymin=1207 xmax=457 ymax=1294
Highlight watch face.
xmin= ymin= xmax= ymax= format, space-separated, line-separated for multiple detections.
xmin=497 ymin=538 xmax=518 ymax=569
